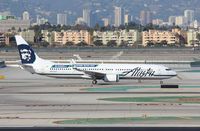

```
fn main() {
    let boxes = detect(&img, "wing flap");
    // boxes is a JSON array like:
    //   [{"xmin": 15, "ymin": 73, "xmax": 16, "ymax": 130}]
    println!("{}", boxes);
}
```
[{"xmin": 74, "ymin": 68, "xmax": 105, "ymax": 79}]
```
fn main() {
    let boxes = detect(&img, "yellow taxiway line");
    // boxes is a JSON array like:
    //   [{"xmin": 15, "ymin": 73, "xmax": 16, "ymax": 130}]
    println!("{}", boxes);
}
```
[{"xmin": 0, "ymin": 75, "xmax": 5, "ymax": 79}]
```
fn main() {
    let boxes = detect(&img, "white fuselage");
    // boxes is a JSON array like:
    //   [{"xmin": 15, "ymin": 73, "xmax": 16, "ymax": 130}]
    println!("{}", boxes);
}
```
[
  {"xmin": 15, "ymin": 35, "xmax": 177, "ymax": 84},
  {"xmin": 32, "ymin": 63, "xmax": 177, "ymax": 80}
]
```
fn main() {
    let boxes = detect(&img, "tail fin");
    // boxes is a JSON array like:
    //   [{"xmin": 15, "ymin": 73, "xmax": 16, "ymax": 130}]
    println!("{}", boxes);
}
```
[
  {"xmin": 15, "ymin": 35, "xmax": 39, "ymax": 65},
  {"xmin": 15, "ymin": 36, "xmax": 53, "ymax": 74}
]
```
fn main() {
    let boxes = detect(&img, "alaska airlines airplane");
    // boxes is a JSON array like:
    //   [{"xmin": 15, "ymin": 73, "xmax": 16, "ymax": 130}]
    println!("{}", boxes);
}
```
[{"xmin": 15, "ymin": 35, "xmax": 177, "ymax": 84}]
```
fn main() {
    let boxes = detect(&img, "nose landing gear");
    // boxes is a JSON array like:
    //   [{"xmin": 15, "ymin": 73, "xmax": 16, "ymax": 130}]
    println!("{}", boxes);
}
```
[{"xmin": 92, "ymin": 79, "xmax": 97, "ymax": 85}]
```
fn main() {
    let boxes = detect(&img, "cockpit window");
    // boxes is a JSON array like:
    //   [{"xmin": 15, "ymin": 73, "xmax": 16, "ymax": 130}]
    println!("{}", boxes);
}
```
[{"xmin": 166, "ymin": 68, "xmax": 172, "ymax": 71}]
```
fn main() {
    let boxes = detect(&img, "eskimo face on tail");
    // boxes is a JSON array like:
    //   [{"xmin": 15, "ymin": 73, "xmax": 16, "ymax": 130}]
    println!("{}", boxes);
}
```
[
  {"xmin": 18, "ymin": 44, "xmax": 36, "ymax": 64},
  {"xmin": 20, "ymin": 49, "xmax": 32, "ymax": 61}
]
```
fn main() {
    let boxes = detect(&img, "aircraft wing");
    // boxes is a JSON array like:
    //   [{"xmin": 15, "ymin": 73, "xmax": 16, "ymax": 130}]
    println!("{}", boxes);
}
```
[{"xmin": 74, "ymin": 68, "xmax": 105, "ymax": 79}]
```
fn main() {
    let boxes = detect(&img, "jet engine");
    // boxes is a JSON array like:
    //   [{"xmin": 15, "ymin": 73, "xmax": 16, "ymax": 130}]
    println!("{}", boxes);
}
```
[{"xmin": 103, "ymin": 74, "xmax": 119, "ymax": 82}]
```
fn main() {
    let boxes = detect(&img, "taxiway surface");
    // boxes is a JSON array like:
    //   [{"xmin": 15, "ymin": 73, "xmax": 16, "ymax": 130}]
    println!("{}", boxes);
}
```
[{"xmin": 0, "ymin": 67, "xmax": 200, "ymax": 127}]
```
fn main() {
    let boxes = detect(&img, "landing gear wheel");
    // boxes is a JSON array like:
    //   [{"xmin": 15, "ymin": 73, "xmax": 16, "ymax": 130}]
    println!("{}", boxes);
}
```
[
  {"xmin": 160, "ymin": 81, "xmax": 164, "ymax": 85},
  {"xmin": 92, "ymin": 80, "xmax": 97, "ymax": 85}
]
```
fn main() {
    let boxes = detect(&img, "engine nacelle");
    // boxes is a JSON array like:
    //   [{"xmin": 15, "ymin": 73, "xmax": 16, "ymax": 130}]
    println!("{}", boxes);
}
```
[{"xmin": 103, "ymin": 74, "xmax": 119, "ymax": 82}]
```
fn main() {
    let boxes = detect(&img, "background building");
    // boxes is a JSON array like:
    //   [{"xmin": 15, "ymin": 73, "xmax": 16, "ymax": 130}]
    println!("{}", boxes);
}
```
[
  {"xmin": 168, "ymin": 16, "xmax": 176, "ymax": 26},
  {"xmin": 140, "ymin": 10, "xmax": 152, "ymax": 25},
  {"xmin": 22, "ymin": 11, "xmax": 30, "ymax": 21},
  {"xmin": 0, "ymin": 33, "xmax": 10, "ymax": 45},
  {"xmin": 124, "ymin": 14, "xmax": 131, "ymax": 25},
  {"xmin": 184, "ymin": 10, "xmax": 195, "ymax": 25},
  {"xmin": 0, "ymin": 12, "xmax": 31, "ymax": 33},
  {"xmin": 102, "ymin": 18, "xmax": 110, "ymax": 26},
  {"xmin": 93, "ymin": 30, "xmax": 139, "ymax": 46},
  {"xmin": 51, "ymin": 30, "xmax": 91, "ymax": 45},
  {"xmin": 75, "ymin": 17, "xmax": 85, "ymax": 25},
  {"xmin": 57, "ymin": 13, "xmax": 67, "ymax": 25},
  {"xmin": 152, "ymin": 19, "xmax": 164, "ymax": 26},
  {"xmin": 36, "ymin": 15, "xmax": 48, "ymax": 25},
  {"xmin": 83, "ymin": 8, "xmax": 91, "ymax": 27},
  {"xmin": 175, "ymin": 16, "xmax": 187, "ymax": 26},
  {"xmin": 0, "ymin": 18, "xmax": 30, "ymax": 32},
  {"xmin": 114, "ymin": 6, "xmax": 124, "ymax": 27},
  {"xmin": 18, "ymin": 30, "xmax": 35, "ymax": 42},
  {"xmin": 187, "ymin": 29, "xmax": 200, "ymax": 47},
  {"xmin": 142, "ymin": 30, "xmax": 179, "ymax": 46}
]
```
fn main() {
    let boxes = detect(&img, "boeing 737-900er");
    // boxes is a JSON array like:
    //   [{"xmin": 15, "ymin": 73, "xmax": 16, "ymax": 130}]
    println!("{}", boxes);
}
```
[{"xmin": 15, "ymin": 35, "xmax": 177, "ymax": 84}]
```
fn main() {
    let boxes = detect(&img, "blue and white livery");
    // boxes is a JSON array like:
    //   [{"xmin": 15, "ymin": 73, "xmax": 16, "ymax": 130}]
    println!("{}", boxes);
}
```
[{"xmin": 15, "ymin": 35, "xmax": 177, "ymax": 84}]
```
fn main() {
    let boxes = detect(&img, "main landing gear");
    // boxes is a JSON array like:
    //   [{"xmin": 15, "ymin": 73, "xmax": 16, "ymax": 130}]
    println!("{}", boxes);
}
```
[
  {"xmin": 92, "ymin": 79, "xmax": 97, "ymax": 85},
  {"xmin": 160, "ymin": 80, "xmax": 164, "ymax": 84}
]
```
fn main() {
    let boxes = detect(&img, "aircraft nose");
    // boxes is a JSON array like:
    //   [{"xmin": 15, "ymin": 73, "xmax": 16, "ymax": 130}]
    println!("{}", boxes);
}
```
[{"xmin": 172, "ymin": 71, "xmax": 177, "ymax": 76}]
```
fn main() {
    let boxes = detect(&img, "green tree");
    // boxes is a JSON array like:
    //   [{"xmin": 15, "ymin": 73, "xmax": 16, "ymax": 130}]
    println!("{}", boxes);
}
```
[
  {"xmin": 125, "ymin": 22, "xmax": 143, "ymax": 31},
  {"xmin": 119, "ymin": 41, "xmax": 129, "ymax": 47},
  {"xmin": 146, "ymin": 41, "xmax": 154, "ymax": 47},
  {"xmin": 154, "ymin": 43, "xmax": 163, "ymax": 47},
  {"xmin": 190, "ymin": 40, "xmax": 196, "ymax": 48},
  {"xmin": 65, "ymin": 41, "xmax": 75, "ymax": 46},
  {"xmin": 160, "ymin": 40, "xmax": 168, "ymax": 47},
  {"xmin": 143, "ymin": 23, "xmax": 155, "ymax": 31},
  {"xmin": 32, "ymin": 25, "xmax": 43, "ymax": 43},
  {"xmin": 196, "ymin": 33, "xmax": 200, "ymax": 49},
  {"xmin": 0, "ymin": 42, "xmax": 6, "ymax": 47},
  {"xmin": 39, "ymin": 41, "xmax": 49, "ymax": 47},
  {"xmin": 18, "ymin": 27, "xmax": 22, "ymax": 32},
  {"xmin": 34, "ymin": 33, "xmax": 43, "ymax": 43},
  {"xmin": 197, "ymin": 33, "xmax": 200, "ymax": 42},
  {"xmin": 107, "ymin": 40, "xmax": 117, "ymax": 47},
  {"xmin": 118, "ymin": 25, "xmax": 125, "ymax": 30},
  {"xmin": 77, "ymin": 41, "xmax": 88, "ymax": 46},
  {"xmin": 11, "ymin": 27, "xmax": 16, "ymax": 31},
  {"xmin": 93, "ymin": 40, "xmax": 103, "ymax": 46},
  {"xmin": 27, "ymin": 41, "xmax": 35, "ymax": 47},
  {"xmin": 94, "ymin": 23, "xmax": 100, "ymax": 31},
  {"xmin": 169, "ymin": 43, "xmax": 178, "ymax": 47}
]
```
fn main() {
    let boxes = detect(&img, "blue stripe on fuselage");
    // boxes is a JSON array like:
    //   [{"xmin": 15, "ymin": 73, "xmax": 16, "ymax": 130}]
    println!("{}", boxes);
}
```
[{"xmin": 51, "ymin": 64, "xmax": 98, "ymax": 68}]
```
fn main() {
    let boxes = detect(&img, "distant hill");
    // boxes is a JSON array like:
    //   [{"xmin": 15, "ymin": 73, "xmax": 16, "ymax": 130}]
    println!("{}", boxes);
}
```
[{"xmin": 0, "ymin": 0, "xmax": 200, "ymax": 24}]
